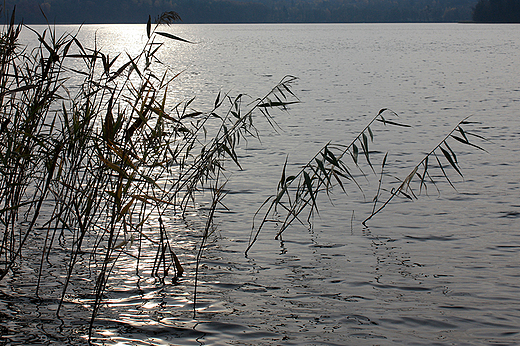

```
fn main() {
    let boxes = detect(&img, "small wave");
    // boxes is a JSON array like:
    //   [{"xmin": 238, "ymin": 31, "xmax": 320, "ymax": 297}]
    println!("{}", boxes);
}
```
[{"xmin": 404, "ymin": 234, "xmax": 457, "ymax": 242}]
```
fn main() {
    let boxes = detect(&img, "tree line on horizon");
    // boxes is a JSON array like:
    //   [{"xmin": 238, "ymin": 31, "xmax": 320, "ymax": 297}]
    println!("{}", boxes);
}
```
[
  {"xmin": 2, "ymin": 0, "xmax": 483, "ymax": 24},
  {"xmin": 472, "ymin": 0, "xmax": 520, "ymax": 22},
  {"xmin": 1, "ymin": 0, "xmax": 519, "ymax": 25}
]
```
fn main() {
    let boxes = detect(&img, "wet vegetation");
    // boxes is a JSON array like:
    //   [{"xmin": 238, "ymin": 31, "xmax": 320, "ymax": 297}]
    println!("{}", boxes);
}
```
[{"xmin": 0, "ymin": 8, "xmax": 488, "ymax": 344}]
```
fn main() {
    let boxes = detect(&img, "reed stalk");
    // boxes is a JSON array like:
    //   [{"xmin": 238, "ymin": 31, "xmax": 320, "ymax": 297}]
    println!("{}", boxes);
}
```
[{"xmin": 248, "ymin": 111, "xmax": 487, "ymax": 255}]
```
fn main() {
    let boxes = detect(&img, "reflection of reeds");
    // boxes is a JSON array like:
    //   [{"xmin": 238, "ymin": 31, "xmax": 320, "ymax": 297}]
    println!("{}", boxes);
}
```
[{"xmin": 0, "ymin": 10, "xmax": 299, "ymax": 339}]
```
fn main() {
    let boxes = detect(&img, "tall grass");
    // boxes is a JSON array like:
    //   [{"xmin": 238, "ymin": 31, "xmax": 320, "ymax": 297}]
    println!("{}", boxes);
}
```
[{"xmin": 0, "ymin": 9, "xmax": 298, "ymax": 339}]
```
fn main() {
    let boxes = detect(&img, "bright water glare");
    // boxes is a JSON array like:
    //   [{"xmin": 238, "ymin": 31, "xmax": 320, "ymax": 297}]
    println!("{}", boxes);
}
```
[{"xmin": 4, "ymin": 23, "xmax": 520, "ymax": 345}]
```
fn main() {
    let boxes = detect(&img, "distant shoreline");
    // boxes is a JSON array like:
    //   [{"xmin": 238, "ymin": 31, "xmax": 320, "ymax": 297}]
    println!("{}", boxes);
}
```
[
  {"xmin": 2, "ymin": 0, "xmax": 480, "ymax": 25},
  {"xmin": 5, "ymin": 0, "xmax": 519, "ymax": 25},
  {"xmin": 15, "ymin": 21, "xmax": 520, "ymax": 26}
]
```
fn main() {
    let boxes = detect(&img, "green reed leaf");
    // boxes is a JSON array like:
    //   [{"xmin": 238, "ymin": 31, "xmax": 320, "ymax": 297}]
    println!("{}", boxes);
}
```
[
  {"xmin": 465, "ymin": 131, "xmax": 487, "ymax": 142},
  {"xmin": 375, "ymin": 118, "xmax": 411, "ymax": 127},
  {"xmin": 324, "ymin": 147, "xmax": 340, "ymax": 167},
  {"xmin": 181, "ymin": 111, "xmax": 203, "ymax": 119},
  {"xmin": 371, "ymin": 152, "xmax": 388, "ymax": 210},
  {"xmin": 258, "ymin": 101, "xmax": 299, "ymax": 108},
  {"xmin": 331, "ymin": 169, "xmax": 347, "ymax": 193},
  {"xmin": 126, "ymin": 53, "xmax": 142, "ymax": 78},
  {"xmin": 310, "ymin": 162, "xmax": 331, "ymax": 191},
  {"xmin": 109, "ymin": 60, "xmax": 132, "ymax": 82},
  {"xmin": 450, "ymin": 134, "xmax": 486, "ymax": 152},
  {"xmin": 419, "ymin": 156, "xmax": 428, "ymax": 192},
  {"xmin": 377, "ymin": 108, "xmax": 388, "ymax": 116},
  {"xmin": 352, "ymin": 143, "xmax": 359, "ymax": 164},
  {"xmin": 361, "ymin": 133, "xmax": 373, "ymax": 170},
  {"xmin": 434, "ymin": 152, "xmax": 456, "ymax": 189},
  {"xmin": 274, "ymin": 185, "xmax": 288, "ymax": 204},
  {"xmin": 458, "ymin": 126, "xmax": 469, "ymax": 142},
  {"xmin": 450, "ymin": 134, "xmax": 468, "ymax": 145},
  {"xmin": 214, "ymin": 91, "xmax": 221, "ymax": 109},
  {"xmin": 315, "ymin": 158, "xmax": 329, "ymax": 184},
  {"xmin": 277, "ymin": 158, "xmax": 288, "ymax": 191},
  {"xmin": 303, "ymin": 171, "xmax": 318, "ymax": 214},
  {"xmin": 221, "ymin": 144, "xmax": 242, "ymax": 169},
  {"xmin": 362, "ymin": 132, "xmax": 368, "ymax": 151},
  {"xmin": 444, "ymin": 141, "xmax": 458, "ymax": 163},
  {"xmin": 0, "ymin": 84, "xmax": 36, "ymax": 97}
]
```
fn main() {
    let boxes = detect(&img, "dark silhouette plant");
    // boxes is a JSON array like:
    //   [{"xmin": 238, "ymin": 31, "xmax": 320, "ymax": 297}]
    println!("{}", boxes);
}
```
[
  {"xmin": 0, "ymin": 9, "xmax": 299, "ymax": 340},
  {"xmin": 247, "ymin": 112, "xmax": 487, "ymax": 255}
]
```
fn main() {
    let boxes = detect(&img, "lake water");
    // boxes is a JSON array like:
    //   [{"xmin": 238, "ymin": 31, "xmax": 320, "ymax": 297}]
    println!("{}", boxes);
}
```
[{"xmin": 3, "ymin": 23, "xmax": 520, "ymax": 345}]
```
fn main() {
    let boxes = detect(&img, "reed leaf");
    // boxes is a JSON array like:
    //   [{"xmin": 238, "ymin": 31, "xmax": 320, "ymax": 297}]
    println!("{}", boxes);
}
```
[
  {"xmin": 440, "ymin": 145, "xmax": 462, "ymax": 176},
  {"xmin": 156, "ymin": 31, "xmax": 193, "ymax": 44},
  {"xmin": 147, "ymin": 15, "xmax": 152, "ymax": 39},
  {"xmin": 352, "ymin": 143, "xmax": 359, "ymax": 163}
]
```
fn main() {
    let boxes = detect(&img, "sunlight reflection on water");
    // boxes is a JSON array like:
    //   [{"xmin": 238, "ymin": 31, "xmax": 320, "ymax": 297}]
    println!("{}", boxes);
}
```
[{"xmin": 4, "ymin": 23, "xmax": 520, "ymax": 345}]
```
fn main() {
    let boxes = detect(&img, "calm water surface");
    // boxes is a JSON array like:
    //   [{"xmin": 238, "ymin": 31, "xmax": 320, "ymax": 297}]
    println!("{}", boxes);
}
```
[{"xmin": 3, "ymin": 23, "xmax": 520, "ymax": 345}]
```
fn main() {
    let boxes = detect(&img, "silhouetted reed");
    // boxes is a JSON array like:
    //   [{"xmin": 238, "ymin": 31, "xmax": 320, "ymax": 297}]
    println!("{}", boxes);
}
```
[
  {"xmin": 248, "ymin": 111, "xmax": 487, "ymax": 255},
  {"xmin": 0, "ymin": 9, "xmax": 299, "ymax": 340}
]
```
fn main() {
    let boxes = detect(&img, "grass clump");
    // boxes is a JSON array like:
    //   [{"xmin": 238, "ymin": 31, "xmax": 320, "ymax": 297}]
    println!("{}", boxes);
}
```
[{"xmin": 0, "ymin": 9, "xmax": 298, "ymax": 338}]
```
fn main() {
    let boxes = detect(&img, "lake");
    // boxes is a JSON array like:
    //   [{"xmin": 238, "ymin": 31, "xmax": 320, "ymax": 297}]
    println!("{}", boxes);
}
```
[{"xmin": 3, "ymin": 23, "xmax": 520, "ymax": 345}]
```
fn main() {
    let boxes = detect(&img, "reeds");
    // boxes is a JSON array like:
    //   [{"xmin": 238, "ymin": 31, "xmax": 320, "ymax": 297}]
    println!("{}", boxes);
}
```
[
  {"xmin": 248, "ymin": 110, "xmax": 487, "ymax": 255},
  {"xmin": 1, "ymin": 8, "xmax": 487, "ymax": 342},
  {"xmin": 0, "ymin": 9, "xmax": 298, "ymax": 339}
]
